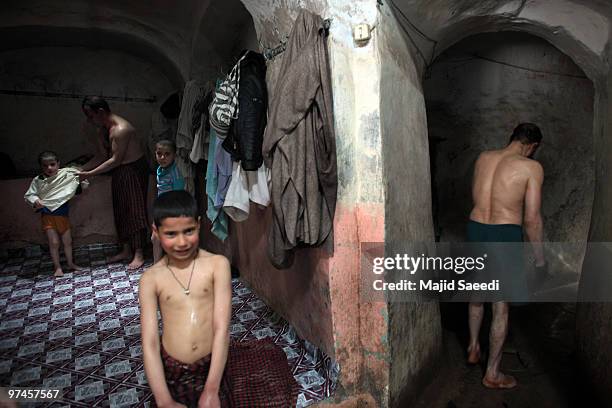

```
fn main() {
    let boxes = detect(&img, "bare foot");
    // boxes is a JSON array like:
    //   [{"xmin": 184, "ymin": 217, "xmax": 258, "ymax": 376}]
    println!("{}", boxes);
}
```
[
  {"xmin": 127, "ymin": 254, "xmax": 145, "ymax": 270},
  {"xmin": 53, "ymin": 267, "xmax": 64, "ymax": 277},
  {"xmin": 67, "ymin": 264, "xmax": 84, "ymax": 272},
  {"xmin": 107, "ymin": 250, "xmax": 132, "ymax": 264},
  {"xmin": 482, "ymin": 373, "xmax": 517, "ymax": 389},
  {"xmin": 467, "ymin": 345, "xmax": 481, "ymax": 365}
]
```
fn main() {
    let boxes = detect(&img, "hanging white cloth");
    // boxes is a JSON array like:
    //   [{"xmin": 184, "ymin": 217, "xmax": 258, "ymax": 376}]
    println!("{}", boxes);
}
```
[
  {"xmin": 223, "ymin": 161, "xmax": 270, "ymax": 222},
  {"xmin": 24, "ymin": 167, "xmax": 89, "ymax": 211}
]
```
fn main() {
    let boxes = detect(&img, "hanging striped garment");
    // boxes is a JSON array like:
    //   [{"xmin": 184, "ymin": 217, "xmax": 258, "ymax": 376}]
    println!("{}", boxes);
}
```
[{"xmin": 209, "ymin": 51, "xmax": 250, "ymax": 138}]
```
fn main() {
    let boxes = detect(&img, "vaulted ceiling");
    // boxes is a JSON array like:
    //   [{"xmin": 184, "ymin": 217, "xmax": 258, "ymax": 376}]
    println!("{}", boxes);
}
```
[{"xmin": 0, "ymin": 0, "xmax": 257, "ymax": 85}]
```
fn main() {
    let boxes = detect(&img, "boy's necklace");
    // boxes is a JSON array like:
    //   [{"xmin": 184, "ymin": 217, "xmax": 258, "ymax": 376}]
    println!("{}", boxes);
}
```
[{"xmin": 166, "ymin": 253, "xmax": 197, "ymax": 295}]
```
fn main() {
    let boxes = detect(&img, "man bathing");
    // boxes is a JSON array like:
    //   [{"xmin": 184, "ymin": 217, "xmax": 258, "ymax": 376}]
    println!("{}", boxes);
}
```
[
  {"xmin": 79, "ymin": 96, "xmax": 150, "ymax": 269},
  {"xmin": 467, "ymin": 123, "xmax": 546, "ymax": 389}
]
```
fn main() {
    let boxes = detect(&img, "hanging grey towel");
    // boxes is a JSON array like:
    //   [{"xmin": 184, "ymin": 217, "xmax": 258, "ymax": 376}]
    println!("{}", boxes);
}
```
[{"xmin": 262, "ymin": 9, "xmax": 337, "ymax": 269}]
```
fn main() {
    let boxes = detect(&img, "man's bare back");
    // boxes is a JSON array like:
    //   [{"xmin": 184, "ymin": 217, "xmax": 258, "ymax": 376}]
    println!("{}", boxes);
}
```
[
  {"xmin": 466, "ymin": 123, "xmax": 544, "ymax": 390},
  {"xmin": 470, "ymin": 148, "xmax": 543, "ymax": 226},
  {"xmin": 142, "ymin": 249, "xmax": 226, "ymax": 364},
  {"xmin": 105, "ymin": 114, "xmax": 143, "ymax": 166}
]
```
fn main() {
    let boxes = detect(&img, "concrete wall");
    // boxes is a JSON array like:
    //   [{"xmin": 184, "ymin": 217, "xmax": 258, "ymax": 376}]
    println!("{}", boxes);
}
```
[
  {"xmin": 575, "ymin": 73, "xmax": 612, "ymax": 405},
  {"xmin": 0, "ymin": 176, "xmax": 117, "ymax": 248},
  {"xmin": 378, "ymin": 4, "xmax": 442, "ymax": 407},
  {"xmin": 325, "ymin": 1, "xmax": 390, "ymax": 402},
  {"xmin": 0, "ymin": 46, "xmax": 174, "ymax": 176},
  {"xmin": 425, "ymin": 32, "xmax": 594, "ymax": 256}
]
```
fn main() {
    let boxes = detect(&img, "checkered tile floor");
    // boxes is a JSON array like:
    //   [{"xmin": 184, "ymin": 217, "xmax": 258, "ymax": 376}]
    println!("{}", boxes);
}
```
[{"xmin": 0, "ymin": 244, "xmax": 339, "ymax": 407}]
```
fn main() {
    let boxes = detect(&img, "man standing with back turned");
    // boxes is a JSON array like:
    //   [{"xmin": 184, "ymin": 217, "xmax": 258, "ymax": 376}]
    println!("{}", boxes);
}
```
[
  {"xmin": 78, "ymin": 96, "xmax": 150, "ymax": 270},
  {"xmin": 466, "ymin": 123, "xmax": 546, "ymax": 389}
]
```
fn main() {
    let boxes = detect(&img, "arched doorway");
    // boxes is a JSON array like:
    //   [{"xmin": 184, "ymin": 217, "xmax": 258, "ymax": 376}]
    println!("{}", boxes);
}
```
[{"xmin": 421, "ymin": 31, "xmax": 594, "ymax": 407}]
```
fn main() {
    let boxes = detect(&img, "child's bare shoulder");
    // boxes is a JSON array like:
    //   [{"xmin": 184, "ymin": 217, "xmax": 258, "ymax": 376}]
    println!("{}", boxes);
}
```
[
  {"xmin": 197, "ymin": 249, "xmax": 228, "ymax": 264},
  {"xmin": 197, "ymin": 250, "xmax": 230, "ymax": 273},
  {"xmin": 139, "ymin": 260, "xmax": 165, "ymax": 287}
]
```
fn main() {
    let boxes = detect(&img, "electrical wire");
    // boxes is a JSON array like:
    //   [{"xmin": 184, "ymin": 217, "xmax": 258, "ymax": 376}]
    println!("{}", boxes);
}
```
[
  {"xmin": 383, "ymin": 0, "xmax": 439, "ymax": 66},
  {"xmin": 432, "ymin": 52, "xmax": 588, "ymax": 79}
]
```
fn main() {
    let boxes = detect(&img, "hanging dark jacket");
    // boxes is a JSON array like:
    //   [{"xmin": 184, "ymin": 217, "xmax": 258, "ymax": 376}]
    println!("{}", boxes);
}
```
[{"xmin": 222, "ymin": 51, "xmax": 268, "ymax": 170}]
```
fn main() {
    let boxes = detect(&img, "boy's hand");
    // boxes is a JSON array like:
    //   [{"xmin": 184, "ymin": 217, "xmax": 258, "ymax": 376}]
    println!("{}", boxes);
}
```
[
  {"xmin": 76, "ymin": 170, "xmax": 91, "ymax": 181},
  {"xmin": 34, "ymin": 199, "xmax": 44, "ymax": 209},
  {"xmin": 198, "ymin": 390, "xmax": 221, "ymax": 408}
]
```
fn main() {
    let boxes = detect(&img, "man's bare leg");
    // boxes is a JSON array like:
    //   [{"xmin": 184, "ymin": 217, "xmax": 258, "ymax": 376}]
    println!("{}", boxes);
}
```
[
  {"xmin": 468, "ymin": 302, "xmax": 483, "ymax": 364},
  {"xmin": 108, "ymin": 243, "xmax": 132, "ymax": 263},
  {"xmin": 61, "ymin": 230, "xmax": 83, "ymax": 271},
  {"xmin": 46, "ymin": 229, "xmax": 63, "ymax": 277},
  {"xmin": 127, "ymin": 230, "xmax": 146, "ymax": 269},
  {"xmin": 482, "ymin": 301, "xmax": 516, "ymax": 388},
  {"xmin": 128, "ymin": 248, "xmax": 145, "ymax": 270}
]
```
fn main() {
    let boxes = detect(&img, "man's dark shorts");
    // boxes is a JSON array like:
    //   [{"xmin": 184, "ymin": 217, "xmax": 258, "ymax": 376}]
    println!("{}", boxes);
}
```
[{"xmin": 466, "ymin": 220, "xmax": 527, "ymax": 302}]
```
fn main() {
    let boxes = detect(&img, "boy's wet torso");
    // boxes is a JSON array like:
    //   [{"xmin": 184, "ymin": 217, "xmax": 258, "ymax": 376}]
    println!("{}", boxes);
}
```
[{"xmin": 150, "ymin": 249, "xmax": 218, "ymax": 364}]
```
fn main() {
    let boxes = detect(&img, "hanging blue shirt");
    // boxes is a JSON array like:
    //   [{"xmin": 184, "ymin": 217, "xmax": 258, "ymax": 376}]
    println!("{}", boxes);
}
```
[{"xmin": 156, "ymin": 161, "xmax": 185, "ymax": 196}]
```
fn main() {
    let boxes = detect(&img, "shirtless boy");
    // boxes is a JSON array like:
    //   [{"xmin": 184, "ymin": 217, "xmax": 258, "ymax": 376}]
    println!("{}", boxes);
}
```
[
  {"xmin": 139, "ymin": 191, "xmax": 232, "ymax": 407},
  {"xmin": 466, "ymin": 123, "xmax": 546, "ymax": 389},
  {"xmin": 78, "ymin": 96, "xmax": 149, "ymax": 269}
]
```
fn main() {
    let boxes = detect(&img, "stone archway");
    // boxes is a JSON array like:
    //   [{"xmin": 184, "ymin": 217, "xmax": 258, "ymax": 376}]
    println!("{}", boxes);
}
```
[{"xmin": 378, "ymin": 0, "xmax": 611, "ymax": 405}]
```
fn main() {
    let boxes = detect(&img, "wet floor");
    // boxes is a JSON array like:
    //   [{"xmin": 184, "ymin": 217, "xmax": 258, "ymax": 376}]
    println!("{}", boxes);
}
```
[{"xmin": 413, "ymin": 303, "xmax": 599, "ymax": 408}]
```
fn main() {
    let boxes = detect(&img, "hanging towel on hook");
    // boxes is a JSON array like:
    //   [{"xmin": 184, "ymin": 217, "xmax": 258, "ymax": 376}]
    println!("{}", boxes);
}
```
[{"xmin": 262, "ymin": 9, "xmax": 337, "ymax": 269}]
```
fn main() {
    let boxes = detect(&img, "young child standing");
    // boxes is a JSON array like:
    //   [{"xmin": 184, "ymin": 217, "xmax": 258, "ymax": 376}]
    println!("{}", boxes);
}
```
[
  {"xmin": 153, "ymin": 140, "xmax": 185, "ymax": 262},
  {"xmin": 24, "ymin": 151, "xmax": 84, "ymax": 276},
  {"xmin": 140, "ymin": 191, "xmax": 232, "ymax": 407}
]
